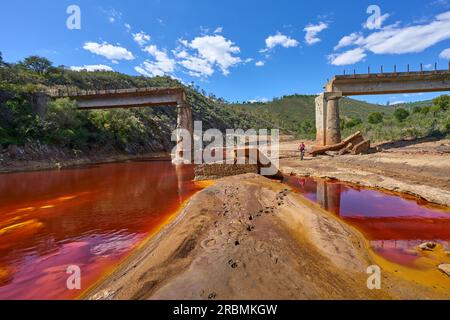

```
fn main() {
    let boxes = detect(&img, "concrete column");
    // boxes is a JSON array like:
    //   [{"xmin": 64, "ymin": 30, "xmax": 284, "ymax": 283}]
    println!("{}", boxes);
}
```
[
  {"xmin": 315, "ymin": 94, "xmax": 327, "ymax": 147},
  {"xmin": 325, "ymin": 96, "xmax": 341, "ymax": 145},
  {"xmin": 30, "ymin": 93, "xmax": 50, "ymax": 117},
  {"xmin": 175, "ymin": 103, "xmax": 194, "ymax": 163}
]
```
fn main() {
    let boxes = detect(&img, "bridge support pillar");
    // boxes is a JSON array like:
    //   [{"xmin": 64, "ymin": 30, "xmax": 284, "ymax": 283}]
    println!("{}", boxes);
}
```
[
  {"xmin": 174, "ymin": 103, "xmax": 194, "ymax": 164},
  {"xmin": 315, "ymin": 94, "xmax": 327, "ymax": 147},
  {"xmin": 315, "ymin": 93, "xmax": 342, "ymax": 147},
  {"xmin": 325, "ymin": 96, "xmax": 341, "ymax": 146}
]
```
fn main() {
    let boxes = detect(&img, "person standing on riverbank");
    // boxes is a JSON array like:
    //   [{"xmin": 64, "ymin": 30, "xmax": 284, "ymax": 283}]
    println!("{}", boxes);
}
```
[{"xmin": 299, "ymin": 142, "xmax": 306, "ymax": 161}]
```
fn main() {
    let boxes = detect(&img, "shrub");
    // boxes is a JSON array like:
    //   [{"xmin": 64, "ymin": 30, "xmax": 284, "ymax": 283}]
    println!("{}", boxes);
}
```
[
  {"xmin": 420, "ymin": 106, "xmax": 430, "ymax": 115},
  {"xmin": 297, "ymin": 119, "xmax": 316, "ymax": 137},
  {"xmin": 345, "ymin": 117, "xmax": 362, "ymax": 129},
  {"xmin": 394, "ymin": 108, "xmax": 410, "ymax": 122},
  {"xmin": 433, "ymin": 94, "xmax": 449, "ymax": 111},
  {"xmin": 368, "ymin": 112, "xmax": 383, "ymax": 124},
  {"xmin": 412, "ymin": 106, "xmax": 422, "ymax": 114},
  {"xmin": 430, "ymin": 105, "xmax": 441, "ymax": 116}
]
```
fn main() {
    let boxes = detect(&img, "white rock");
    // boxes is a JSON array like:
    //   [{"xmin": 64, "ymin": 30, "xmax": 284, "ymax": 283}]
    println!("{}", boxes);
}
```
[{"xmin": 438, "ymin": 264, "xmax": 450, "ymax": 277}]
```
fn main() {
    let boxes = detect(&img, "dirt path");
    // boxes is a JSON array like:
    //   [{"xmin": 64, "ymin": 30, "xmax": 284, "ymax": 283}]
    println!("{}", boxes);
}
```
[
  {"xmin": 280, "ymin": 139, "xmax": 450, "ymax": 206},
  {"xmin": 84, "ymin": 174, "xmax": 450, "ymax": 300}
]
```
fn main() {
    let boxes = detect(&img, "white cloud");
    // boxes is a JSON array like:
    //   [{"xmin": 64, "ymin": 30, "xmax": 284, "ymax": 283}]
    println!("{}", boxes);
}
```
[
  {"xmin": 328, "ymin": 48, "xmax": 367, "ymax": 66},
  {"xmin": 391, "ymin": 100, "xmax": 406, "ymax": 105},
  {"xmin": 104, "ymin": 8, "xmax": 122, "ymax": 24},
  {"xmin": 178, "ymin": 55, "xmax": 214, "ymax": 77},
  {"xmin": 70, "ymin": 65, "xmax": 114, "ymax": 72},
  {"xmin": 214, "ymin": 27, "xmax": 223, "ymax": 34},
  {"xmin": 262, "ymin": 32, "xmax": 299, "ymax": 51},
  {"xmin": 304, "ymin": 22, "xmax": 328, "ymax": 45},
  {"xmin": 249, "ymin": 97, "xmax": 269, "ymax": 103},
  {"xmin": 83, "ymin": 42, "xmax": 135, "ymax": 62},
  {"xmin": 124, "ymin": 23, "xmax": 131, "ymax": 32},
  {"xmin": 255, "ymin": 61, "xmax": 265, "ymax": 67},
  {"xmin": 330, "ymin": 11, "xmax": 450, "ymax": 66},
  {"xmin": 175, "ymin": 35, "xmax": 241, "ymax": 77},
  {"xmin": 440, "ymin": 48, "xmax": 450, "ymax": 59},
  {"xmin": 133, "ymin": 31, "xmax": 151, "ymax": 47},
  {"xmin": 135, "ymin": 45, "xmax": 176, "ymax": 77},
  {"xmin": 190, "ymin": 35, "xmax": 241, "ymax": 75},
  {"xmin": 334, "ymin": 32, "xmax": 363, "ymax": 50}
]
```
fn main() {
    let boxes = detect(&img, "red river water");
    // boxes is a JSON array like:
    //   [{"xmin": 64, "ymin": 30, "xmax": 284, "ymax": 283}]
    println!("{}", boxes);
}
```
[
  {"xmin": 285, "ymin": 176, "xmax": 450, "ymax": 268},
  {"xmin": 0, "ymin": 161, "xmax": 449, "ymax": 299},
  {"xmin": 0, "ymin": 160, "xmax": 200, "ymax": 300}
]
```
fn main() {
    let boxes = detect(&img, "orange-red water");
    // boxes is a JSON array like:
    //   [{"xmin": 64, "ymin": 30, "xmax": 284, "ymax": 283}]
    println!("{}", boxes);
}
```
[
  {"xmin": 0, "ymin": 160, "xmax": 201, "ymax": 300},
  {"xmin": 285, "ymin": 176, "xmax": 450, "ymax": 268},
  {"xmin": 2, "ymin": 162, "xmax": 450, "ymax": 300}
]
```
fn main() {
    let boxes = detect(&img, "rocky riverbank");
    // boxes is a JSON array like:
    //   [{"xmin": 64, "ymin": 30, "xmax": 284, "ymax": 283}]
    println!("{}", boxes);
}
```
[
  {"xmin": 0, "ymin": 141, "xmax": 170, "ymax": 173},
  {"xmin": 83, "ymin": 174, "xmax": 450, "ymax": 300}
]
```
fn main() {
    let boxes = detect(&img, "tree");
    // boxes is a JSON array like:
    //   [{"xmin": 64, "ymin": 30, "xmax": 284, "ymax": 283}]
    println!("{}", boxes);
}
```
[
  {"xmin": 433, "ymin": 94, "xmax": 449, "ymax": 111},
  {"xmin": 20, "ymin": 56, "xmax": 53, "ymax": 74},
  {"xmin": 345, "ymin": 117, "xmax": 362, "ymax": 129},
  {"xmin": 394, "ymin": 108, "xmax": 410, "ymax": 122},
  {"xmin": 368, "ymin": 112, "xmax": 383, "ymax": 124},
  {"xmin": 0, "ymin": 51, "xmax": 6, "ymax": 68}
]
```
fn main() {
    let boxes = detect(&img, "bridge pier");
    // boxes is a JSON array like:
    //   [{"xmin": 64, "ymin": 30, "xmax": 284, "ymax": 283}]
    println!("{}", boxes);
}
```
[
  {"xmin": 174, "ymin": 103, "xmax": 194, "ymax": 164},
  {"xmin": 315, "ymin": 93, "xmax": 341, "ymax": 147},
  {"xmin": 325, "ymin": 96, "xmax": 341, "ymax": 146}
]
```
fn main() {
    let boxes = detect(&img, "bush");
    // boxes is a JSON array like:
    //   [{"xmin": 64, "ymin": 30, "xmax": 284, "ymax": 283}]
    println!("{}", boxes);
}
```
[
  {"xmin": 430, "ymin": 105, "xmax": 441, "ymax": 116},
  {"xmin": 394, "ymin": 108, "xmax": 410, "ymax": 122},
  {"xmin": 297, "ymin": 119, "xmax": 316, "ymax": 137},
  {"xmin": 368, "ymin": 112, "xmax": 383, "ymax": 124},
  {"xmin": 345, "ymin": 117, "xmax": 362, "ymax": 129},
  {"xmin": 412, "ymin": 106, "xmax": 422, "ymax": 114},
  {"xmin": 433, "ymin": 95, "xmax": 449, "ymax": 111},
  {"xmin": 420, "ymin": 106, "xmax": 430, "ymax": 115},
  {"xmin": 46, "ymin": 98, "xmax": 81, "ymax": 128}
]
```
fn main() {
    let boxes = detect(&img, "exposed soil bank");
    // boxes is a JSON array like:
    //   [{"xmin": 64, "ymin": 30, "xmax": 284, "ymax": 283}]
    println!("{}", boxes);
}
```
[
  {"xmin": 280, "ymin": 139, "xmax": 450, "ymax": 207},
  {"xmin": 0, "ymin": 142, "xmax": 170, "ymax": 173},
  {"xmin": 84, "ymin": 174, "xmax": 450, "ymax": 300}
]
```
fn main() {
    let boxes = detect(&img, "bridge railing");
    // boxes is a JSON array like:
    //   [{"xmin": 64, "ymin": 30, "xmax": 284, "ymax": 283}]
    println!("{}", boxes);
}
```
[{"xmin": 46, "ymin": 87, "xmax": 184, "ymax": 98}]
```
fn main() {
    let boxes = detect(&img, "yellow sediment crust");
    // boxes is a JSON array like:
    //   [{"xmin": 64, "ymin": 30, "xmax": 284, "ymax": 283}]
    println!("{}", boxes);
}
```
[{"xmin": 0, "ymin": 219, "xmax": 44, "ymax": 236}]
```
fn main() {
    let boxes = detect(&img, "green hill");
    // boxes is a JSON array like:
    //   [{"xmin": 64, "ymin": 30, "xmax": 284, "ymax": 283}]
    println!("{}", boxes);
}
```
[
  {"xmin": 227, "ymin": 94, "xmax": 394, "ymax": 134},
  {"xmin": 0, "ymin": 55, "xmax": 271, "ymax": 154},
  {"xmin": 0, "ymin": 54, "xmax": 448, "ymax": 156}
]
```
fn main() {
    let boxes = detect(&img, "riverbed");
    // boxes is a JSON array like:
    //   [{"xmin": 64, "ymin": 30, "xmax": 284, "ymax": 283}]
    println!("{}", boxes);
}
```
[{"xmin": 1, "ymin": 161, "xmax": 449, "ymax": 300}]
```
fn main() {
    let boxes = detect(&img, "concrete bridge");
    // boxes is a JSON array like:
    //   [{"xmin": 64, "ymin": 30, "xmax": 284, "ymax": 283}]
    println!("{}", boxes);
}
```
[
  {"xmin": 316, "ymin": 69, "xmax": 450, "ymax": 147},
  {"xmin": 47, "ymin": 87, "xmax": 193, "ymax": 161}
]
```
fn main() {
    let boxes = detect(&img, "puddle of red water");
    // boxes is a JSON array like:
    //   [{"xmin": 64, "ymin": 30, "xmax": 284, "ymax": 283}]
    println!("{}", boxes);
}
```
[
  {"xmin": 0, "ymin": 161, "xmax": 201, "ymax": 300},
  {"xmin": 284, "ymin": 176, "xmax": 450, "ymax": 268}
]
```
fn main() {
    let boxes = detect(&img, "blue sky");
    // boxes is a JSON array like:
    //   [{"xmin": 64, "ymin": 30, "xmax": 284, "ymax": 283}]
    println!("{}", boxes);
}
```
[{"xmin": 1, "ymin": 0, "xmax": 450, "ymax": 105}]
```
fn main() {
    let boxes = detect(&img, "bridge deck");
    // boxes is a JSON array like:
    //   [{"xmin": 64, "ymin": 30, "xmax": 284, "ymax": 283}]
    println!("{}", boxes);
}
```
[
  {"xmin": 47, "ymin": 87, "xmax": 186, "ymax": 110},
  {"xmin": 326, "ymin": 70, "xmax": 450, "ymax": 96}
]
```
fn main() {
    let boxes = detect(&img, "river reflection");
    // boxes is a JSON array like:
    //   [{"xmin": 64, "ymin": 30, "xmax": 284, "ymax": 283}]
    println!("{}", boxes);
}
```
[
  {"xmin": 0, "ymin": 161, "xmax": 200, "ymax": 300},
  {"xmin": 285, "ymin": 176, "xmax": 450, "ymax": 267}
]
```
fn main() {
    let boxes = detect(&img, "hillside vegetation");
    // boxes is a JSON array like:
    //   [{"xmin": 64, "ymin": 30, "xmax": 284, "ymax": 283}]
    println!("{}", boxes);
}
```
[
  {"xmin": 0, "ymin": 55, "xmax": 270, "ymax": 155},
  {"xmin": 230, "ymin": 94, "xmax": 450, "ymax": 141},
  {"xmin": 228, "ymin": 95, "xmax": 394, "ymax": 136},
  {"xmin": 0, "ymin": 54, "xmax": 448, "ymax": 159}
]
